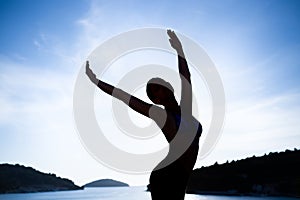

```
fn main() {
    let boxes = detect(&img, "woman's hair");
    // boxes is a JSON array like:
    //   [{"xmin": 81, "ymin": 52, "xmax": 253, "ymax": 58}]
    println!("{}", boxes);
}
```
[{"xmin": 146, "ymin": 77, "xmax": 174, "ymax": 102}]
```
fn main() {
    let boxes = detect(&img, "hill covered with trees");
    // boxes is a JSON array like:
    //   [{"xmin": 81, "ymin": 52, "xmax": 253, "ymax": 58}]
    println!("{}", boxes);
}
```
[
  {"xmin": 187, "ymin": 149, "xmax": 300, "ymax": 197},
  {"xmin": 0, "ymin": 164, "xmax": 82, "ymax": 194}
]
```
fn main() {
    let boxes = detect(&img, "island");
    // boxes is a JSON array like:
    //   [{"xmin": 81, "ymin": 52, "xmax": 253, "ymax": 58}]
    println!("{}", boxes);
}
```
[
  {"xmin": 0, "ymin": 164, "xmax": 82, "ymax": 194},
  {"xmin": 84, "ymin": 179, "xmax": 129, "ymax": 187}
]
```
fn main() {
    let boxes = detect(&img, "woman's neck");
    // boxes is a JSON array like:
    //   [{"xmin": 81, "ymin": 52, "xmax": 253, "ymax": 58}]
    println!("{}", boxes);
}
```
[{"xmin": 165, "ymin": 101, "xmax": 180, "ymax": 113}]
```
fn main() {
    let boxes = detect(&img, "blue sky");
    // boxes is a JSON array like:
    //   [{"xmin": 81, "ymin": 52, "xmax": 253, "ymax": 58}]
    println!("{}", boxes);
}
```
[{"xmin": 1, "ymin": 0, "xmax": 300, "ymax": 186}]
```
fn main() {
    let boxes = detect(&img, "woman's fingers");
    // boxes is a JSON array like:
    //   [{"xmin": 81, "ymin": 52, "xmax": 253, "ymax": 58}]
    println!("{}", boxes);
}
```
[
  {"xmin": 167, "ymin": 30, "xmax": 177, "ymax": 40},
  {"xmin": 85, "ymin": 61, "xmax": 94, "ymax": 79},
  {"xmin": 85, "ymin": 61, "xmax": 90, "ymax": 74},
  {"xmin": 167, "ymin": 30, "xmax": 182, "ymax": 50}
]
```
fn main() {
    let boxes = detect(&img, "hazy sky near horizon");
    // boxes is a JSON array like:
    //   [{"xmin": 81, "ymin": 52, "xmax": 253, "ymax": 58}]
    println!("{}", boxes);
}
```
[{"xmin": 1, "ymin": 0, "xmax": 300, "ymax": 186}]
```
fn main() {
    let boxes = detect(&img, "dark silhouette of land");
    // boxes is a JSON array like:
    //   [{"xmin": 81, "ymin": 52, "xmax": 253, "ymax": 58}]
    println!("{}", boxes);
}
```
[
  {"xmin": 187, "ymin": 149, "xmax": 300, "ymax": 197},
  {"xmin": 0, "ymin": 164, "xmax": 82, "ymax": 194},
  {"xmin": 84, "ymin": 179, "xmax": 129, "ymax": 187}
]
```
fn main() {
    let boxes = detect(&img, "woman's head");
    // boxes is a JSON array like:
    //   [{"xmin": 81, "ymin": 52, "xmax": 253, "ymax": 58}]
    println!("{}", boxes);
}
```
[{"xmin": 146, "ymin": 77, "xmax": 176, "ymax": 105}]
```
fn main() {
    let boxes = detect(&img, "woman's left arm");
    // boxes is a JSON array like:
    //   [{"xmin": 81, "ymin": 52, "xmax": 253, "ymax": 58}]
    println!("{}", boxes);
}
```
[{"xmin": 167, "ymin": 30, "xmax": 192, "ymax": 115}]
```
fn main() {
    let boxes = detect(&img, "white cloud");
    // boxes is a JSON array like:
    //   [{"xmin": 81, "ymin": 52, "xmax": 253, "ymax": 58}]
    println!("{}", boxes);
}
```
[{"xmin": 33, "ymin": 39, "xmax": 42, "ymax": 50}]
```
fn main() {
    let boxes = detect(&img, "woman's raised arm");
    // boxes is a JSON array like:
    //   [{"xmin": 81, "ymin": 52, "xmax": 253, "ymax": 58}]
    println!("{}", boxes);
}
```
[
  {"xmin": 85, "ymin": 61, "xmax": 164, "ymax": 119},
  {"xmin": 167, "ymin": 30, "xmax": 192, "ymax": 115}
]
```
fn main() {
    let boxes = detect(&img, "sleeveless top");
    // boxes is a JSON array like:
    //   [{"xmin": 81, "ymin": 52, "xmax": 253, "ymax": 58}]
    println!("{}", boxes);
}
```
[
  {"xmin": 172, "ymin": 113, "xmax": 202, "ymax": 145},
  {"xmin": 170, "ymin": 112, "xmax": 202, "ymax": 172}
]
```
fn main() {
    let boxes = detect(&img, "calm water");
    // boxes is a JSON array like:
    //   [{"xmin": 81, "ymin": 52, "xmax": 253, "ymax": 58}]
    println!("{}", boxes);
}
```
[{"xmin": 0, "ymin": 187, "xmax": 298, "ymax": 200}]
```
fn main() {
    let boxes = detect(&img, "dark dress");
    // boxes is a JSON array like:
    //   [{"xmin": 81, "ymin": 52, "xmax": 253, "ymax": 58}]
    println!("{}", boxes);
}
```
[{"xmin": 150, "ymin": 112, "xmax": 202, "ymax": 200}]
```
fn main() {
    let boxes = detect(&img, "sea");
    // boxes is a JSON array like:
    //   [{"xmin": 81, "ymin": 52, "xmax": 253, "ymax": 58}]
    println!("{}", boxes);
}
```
[{"xmin": 0, "ymin": 187, "xmax": 298, "ymax": 200}]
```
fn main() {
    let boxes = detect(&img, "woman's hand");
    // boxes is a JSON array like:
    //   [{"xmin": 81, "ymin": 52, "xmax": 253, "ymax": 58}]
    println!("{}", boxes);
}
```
[
  {"xmin": 167, "ymin": 29, "xmax": 183, "ymax": 52},
  {"xmin": 85, "ymin": 61, "xmax": 99, "ymax": 85}
]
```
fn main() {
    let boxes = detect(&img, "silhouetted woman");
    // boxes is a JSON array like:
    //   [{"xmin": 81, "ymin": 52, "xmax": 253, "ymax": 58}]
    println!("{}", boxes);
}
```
[{"xmin": 86, "ymin": 30, "xmax": 202, "ymax": 200}]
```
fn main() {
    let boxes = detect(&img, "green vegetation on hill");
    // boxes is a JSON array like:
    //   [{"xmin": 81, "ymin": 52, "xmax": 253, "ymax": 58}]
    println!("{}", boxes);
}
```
[
  {"xmin": 187, "ymin": 149, "xmax": 300, "ymax": 197},
  {"xmin": 0, "ymin": 164, "xmax": 82, "ymax": 194}
]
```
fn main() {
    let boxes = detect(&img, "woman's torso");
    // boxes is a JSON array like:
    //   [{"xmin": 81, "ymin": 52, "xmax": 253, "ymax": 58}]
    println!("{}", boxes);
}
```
[{"xmin": 159, "ymin": 109, "xmax": 202, "ymax": 172}]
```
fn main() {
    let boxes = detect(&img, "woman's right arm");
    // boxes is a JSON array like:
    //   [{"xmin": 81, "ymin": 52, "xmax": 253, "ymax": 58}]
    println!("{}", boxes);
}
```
[{"xmin": 86, "ymin": 61, "xmax": 165, "ymax": 120}]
